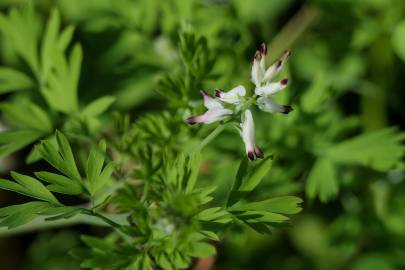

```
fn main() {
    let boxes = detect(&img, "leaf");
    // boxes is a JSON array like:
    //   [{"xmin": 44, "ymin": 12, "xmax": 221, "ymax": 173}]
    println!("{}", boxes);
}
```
[
  {"xmin": 0, "ymin": 130, "xmax": 43, "ymax": 157},
  {"xmin": 41, "ymin": 8, "xmax": 61, "ymax": 81},
  {"xmin": 231, "ymin": 196, "xmax": 303, "ymax": 214},
  {"xmin": 234, "ymin": 210, "xmax": 289, "ymax": 234},
  {"xmin": 237, "ymin": 211, "xmax": 289, "ymax": 224},
  {"xmin": 1, "ymin": 100, "xmax": 52, "ymax": 132},
  {"xmin": 35, "ymin": 171, "xmax": 83, "ymax": 195},
  {"xmin": 38, "ymin": 9, "xmax": 80, "ymax": 113},
  {"xmin": 301, "ymin": 71, "xmax": 330, "ymax": 113},
  {"xmin": 81, "ymin": 235, "xmax": 114, "ymax": 252},
  {"xmin": 187, "ymin": 242, "xmax": 216, "ymax": 258},
  {"xmin": 81, "ymin": 96, "xmax": 116, "ymax": 117},
  {"xmin": 0, "ymin": 172, "xmax": 60, "ymax": 205},
  {"xmin": 0, "ymin": 7, "xmax": 40, "ymax": 73},
  {"xmin": 194, "ymin": 185, "xmax": 216, "ymax": 205},
  {"xmin": 37, "ymin": 131, "xmax": 82, "ymax": 181},
  {"xmin": 57, "ymin": 25, "xmax": 75, "ymax": 51},
  {"xmin": 184, "ymin": 151, "xmax": 201, "ymax": 193},
  {"xmin": 326, "ymin": 128, "xmax": 405, "ymax": 171},
  {"xmin": 227, "ymin": 156, "xmax": 273, "ymax": 206},
  {"xmin": 0, "ymin": 201, "xmax": 52, "ymax": 228},
  {"xmin": 42, "ymin": 44, "xmax": 81, "ymax": 113},
  {"xmin": 156, "ymin": 253, "xmax": 173, "ymax": 270},
  {"xmin": 86, "ymin": 140, "xmax": 113, "ymax": 196},
  {"xmin": 200, "ymin": 230, "xmax": 220, "ymax": 241},
  {"xmin": 306, "ymin": 158, "xmax": 338, "ymax": 202},
  {"xmin": 198, "ymin": 207, "xmax": 232, "ymax": 224},
  {"xmin": 69, "ymin": 44, "xmax": 82, "ymax": 96},
  {"xmin": 0, "ymin": 67, "xmax": 34, "ymax": 94}
]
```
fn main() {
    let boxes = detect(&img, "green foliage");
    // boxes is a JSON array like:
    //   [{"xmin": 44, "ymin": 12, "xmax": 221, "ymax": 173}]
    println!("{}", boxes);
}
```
[
  {"xmin": 306, "ymin": 158, "xmax": 338, "ymax": 202},
  {"xmin": 0, "ymin": 172, "xmax": 60, "ymax": 204},
  {"xmin": 0, "ymin": 67, "xmax": 35, "ymax": 93},
  {"xmin": 0, "ymin": 1, "xmax": 403, "ymax": 270},
  {"xmin": 326, "ymin": 128, "xmax": 405, "ymax": 171},
  {"xmin": 0, "ymin": 202, "xmax": 53, "ymax": 229},
  {"xmin": 227, "ymin": 156, "xmax": 273, "ymax": 206},
  {"xmin": 156, "ymin": 32, "xmax": 215, "ymax": 107}
]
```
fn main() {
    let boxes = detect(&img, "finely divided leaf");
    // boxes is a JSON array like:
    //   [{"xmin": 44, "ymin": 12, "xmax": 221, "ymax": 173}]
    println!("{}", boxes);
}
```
[
  {"xmin": 0, "ymin": 172, "xmax": 60, "ymax": 205},
  {"xmin": 86, "ymin": 140, "xmax": 113, "ymax": 196},
  {"xmin": 306, "ymin": 158, "xmax": 338, "ymax": 202},
  {"xmin": 0, "ymin": 67, "xmax": 34, "ymax": 94},
  {"xmin": 35, "ymin": 171, "xmax": 83, "ymax": 195},
  {"xmin": 326, "ymin": 128, "xmax": 405, "ymax": 171},
  {"xmin": 227, "ymin": 156, "xmax": 273, "ymax": 206},
  {"xmin": 0, "ymin": 201, "xmax": 52, "ymax": 228},
  {"xmin": 230, "ymin": 196, "xmax": 303, "ymax": 215},
  {"xmin": 81, "ymin": 96, "xmax": 116, "ymax": 117},
  {"xmin": 0, "ymin": 130, "xmax": 43, "ymax": 157},
  {"xmin": 37, "ymin": 131, "xmax": 82, "ymax": 181}
]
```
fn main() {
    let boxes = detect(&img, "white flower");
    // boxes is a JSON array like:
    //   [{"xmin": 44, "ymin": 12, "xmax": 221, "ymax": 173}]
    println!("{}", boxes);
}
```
[
  {"xmin": 240, "ymin": 109, "xmax": 263, "ymax": 161},
  {"xmin": 251, "ymin": 43, "xmax": 293, "ymax": 114},
  {"xmin": 257, "ymin": 96, "xmax": 292, "ymax": 114},
  {"xmin": 215, "ymin": 85, "xmax": 246, "ymax": 105},
  {"xmin": 186, "ymin": 91, "xmax": 233, "ymax": 125}
]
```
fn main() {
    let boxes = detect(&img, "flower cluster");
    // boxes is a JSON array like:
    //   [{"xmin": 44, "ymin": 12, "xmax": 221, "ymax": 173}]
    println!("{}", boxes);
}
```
[{"xmin": 186, "ymin": 43, "xmax": 292, "ymax": 160}]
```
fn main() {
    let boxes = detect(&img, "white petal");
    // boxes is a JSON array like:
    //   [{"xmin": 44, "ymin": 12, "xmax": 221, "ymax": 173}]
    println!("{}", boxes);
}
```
[
  {"xmin": 186, "ymin": 108, "xmax": 232, "ymax": 125},
  {"xmin": 215, "ymin": 85, "xmax": 246, "ymax": 104},
  {"xmin": 241, "ymin": 110, "xmax": 255, "ymax": 151},
  {"xmin": 255, "ymin": 79, "xmax": 288, "ymax": 96},
  {"xmin": 263, "ymin": 50, "xmax": 291, "ymax": 82},
  {"xmin": 257, "ymin": 96, "xmax": 293, "ymax": 114},
  {"xmin": 251, "ymin": 51, "xmax": 263, "ymax": 87},
  {"xmin": 259, "ymin": 43, "xmax": 267, "ymax": 74},
  {"xmin": 240, "ymin": 110, "xmax": 261, "ymax": 160},
  {"xmin": 200, "ymin": 90, "xmax": 222, "ymax": 110}
]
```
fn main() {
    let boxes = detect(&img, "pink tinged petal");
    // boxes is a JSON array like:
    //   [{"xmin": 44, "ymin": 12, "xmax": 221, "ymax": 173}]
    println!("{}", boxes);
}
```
[
  {"xmin": 217, "ymin": 85, "xmax": 246, "ymax": 104},
  {"xmin": 200, "ymin": 90, "xmax": 222, "ymax": 110},
  {"xmin": 251, "ymin": 51, "xmax": 263, "ymax": 87},
  {"xmin": 257, "ymin": 96, "xmax": 293, "ymax": 114},
  {"xmin": 186, "ymin": 116, "xmax": 200, "ymax": 125},
  {"xmin": 186, "ymin": 108, "xmax": 232, "ymax": 125},
  {"xmin": 262, "ymin": 50, "xmax": 291, "ymax": 82},
  {"xmin": 255, "ymin": 78, "xmax": 289, "ymax": 96}
]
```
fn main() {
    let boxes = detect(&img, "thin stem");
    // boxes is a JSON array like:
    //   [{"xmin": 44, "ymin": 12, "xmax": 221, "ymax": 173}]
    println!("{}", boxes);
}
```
[
  {"xmin": 81, "ymin": 209, "xmax": 126, "ymax": 231},
  {"xmin": 0, "ymin": 213, "xmax": 123, "ymax": 237},
  {"xmin": 192, "ymin": 123, "xmax": 228, "ymax": 153}
]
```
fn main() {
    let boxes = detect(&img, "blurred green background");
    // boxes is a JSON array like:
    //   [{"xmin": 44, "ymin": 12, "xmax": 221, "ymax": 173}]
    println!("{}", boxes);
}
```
[{"xmin": 0, "ymin": 0, "xmax": 404, "ymax": 269}]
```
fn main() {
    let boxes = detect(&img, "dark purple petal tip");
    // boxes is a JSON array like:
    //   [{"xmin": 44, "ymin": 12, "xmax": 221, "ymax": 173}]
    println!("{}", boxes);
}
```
[
  {"xmin": 186, "ymin": 116, "xmax": 198, "ymax": 125},
  {"xmin": 215, "ymin": 89, "xmax": 222, "ymax": 98},
  {"xmin": 247, "ymin": 151, "xmax": 255, "ymax": 161},
  {"xmin": 280, "ymin": 78, "xmax": 289, "ymax": 86},
  {"xmin": 281, "ymin": 105, "xmax": 293, "ymax": 114},
  {"xmin": 259, "ymin": 43, "xmax": 267, "ymax": 55},
  {"xmin": 255, "ymin": 147, "xmax": 264, "ymax": 159}
]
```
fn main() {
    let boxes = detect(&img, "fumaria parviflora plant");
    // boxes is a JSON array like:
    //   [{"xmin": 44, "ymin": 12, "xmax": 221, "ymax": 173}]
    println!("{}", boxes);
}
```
[{"xmin": 5, "ymin": 4, "xmax": 403, "ymax": 269}]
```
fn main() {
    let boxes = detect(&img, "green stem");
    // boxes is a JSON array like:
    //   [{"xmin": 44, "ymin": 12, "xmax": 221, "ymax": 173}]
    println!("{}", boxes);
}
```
[
  {"xmin": 193, "ymin": 123, "xmax": 228, "ymax": 153},
  {"xmin": 0, "ymin": 212, "xmax": 127, "ymax": 237}
]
